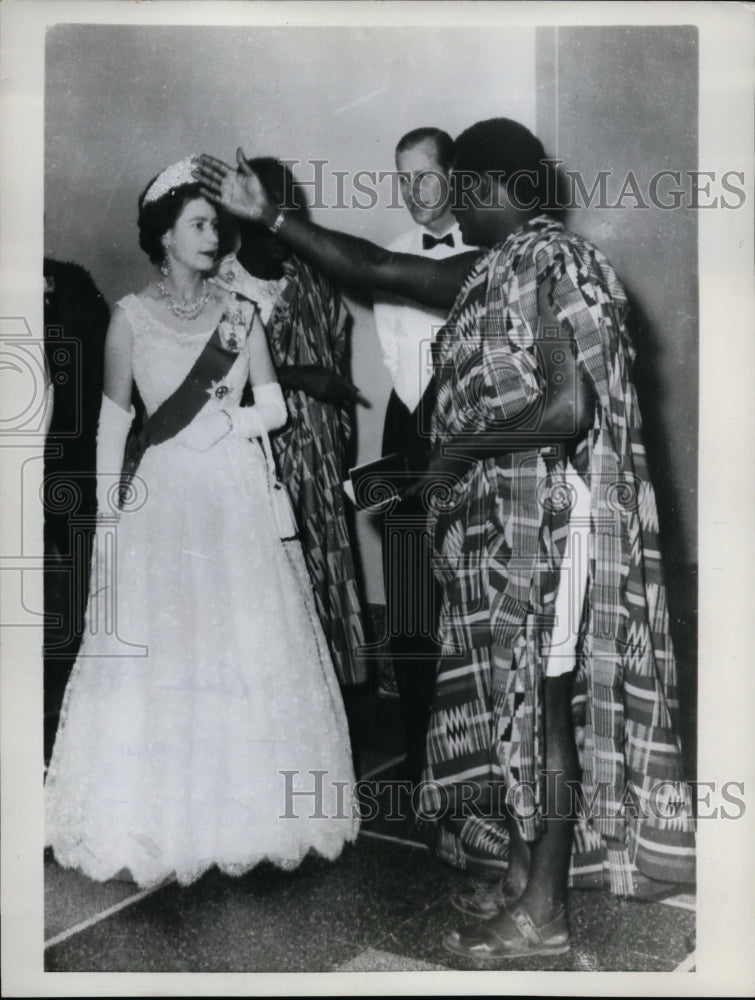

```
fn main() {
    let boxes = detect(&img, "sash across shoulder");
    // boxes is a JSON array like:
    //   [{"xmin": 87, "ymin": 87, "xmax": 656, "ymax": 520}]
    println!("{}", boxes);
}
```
[{"xmin": 121, "ymin": 294, "xmax": 257, "ymax": 495}]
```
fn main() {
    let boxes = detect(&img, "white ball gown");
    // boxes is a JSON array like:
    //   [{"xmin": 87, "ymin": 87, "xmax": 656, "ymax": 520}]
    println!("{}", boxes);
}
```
[{"xmin": 45, "ymin": 293, "xmax": 360, "ymax": 888}]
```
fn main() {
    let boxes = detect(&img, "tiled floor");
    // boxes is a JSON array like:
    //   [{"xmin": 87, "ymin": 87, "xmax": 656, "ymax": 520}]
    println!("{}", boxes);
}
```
[
  {"xmin": 44, "ymin": 688, "xmax": 696, "ymax": 974},
  {"xmin": 45, "ymin": 835, "xmax": 695, "ymax": 973}
]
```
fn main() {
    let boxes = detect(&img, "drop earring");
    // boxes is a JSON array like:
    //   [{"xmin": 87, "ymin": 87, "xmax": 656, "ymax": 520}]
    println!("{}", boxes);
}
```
[{"xmin": 160, "ymin": 235, "xmax": 173, "ymax": 278}]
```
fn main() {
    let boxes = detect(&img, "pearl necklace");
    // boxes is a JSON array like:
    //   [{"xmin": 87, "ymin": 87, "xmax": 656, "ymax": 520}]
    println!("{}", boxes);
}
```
[{"xmin": 157, "ymin": 277, "xmax": 211, "ymax": 321}]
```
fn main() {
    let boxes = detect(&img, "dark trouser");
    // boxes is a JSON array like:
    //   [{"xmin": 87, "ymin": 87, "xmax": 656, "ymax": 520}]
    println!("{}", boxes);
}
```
[
  {"xmin": 43, "ymin": 449, "xmax": 97, "ymax": 658},
  {"xmin": 381, "ymin": 388, "xmax": 441, "ymax": 784}
]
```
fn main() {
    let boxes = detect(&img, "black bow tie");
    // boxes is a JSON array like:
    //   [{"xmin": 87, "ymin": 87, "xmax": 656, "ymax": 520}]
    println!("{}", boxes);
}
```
[{"xmin": 423, "ymin": 232, "xmax": 455, "ymax": 250}]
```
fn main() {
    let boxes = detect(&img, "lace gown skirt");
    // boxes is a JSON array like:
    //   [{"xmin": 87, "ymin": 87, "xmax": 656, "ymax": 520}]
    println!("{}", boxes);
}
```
[{"xmin": 45, "ymin": 433, "xmax": 359, "ymax": 888}]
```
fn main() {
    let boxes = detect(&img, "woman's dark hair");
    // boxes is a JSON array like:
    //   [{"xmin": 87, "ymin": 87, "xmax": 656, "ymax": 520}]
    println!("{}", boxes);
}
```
[
  {"xmin": 137, "ymin": 180, "xmax": 206, "ymax": 264},
  {"xmin": 453, "ymin": 118, "xmax": 548, "ymax": 210},
  {"xmin": 395, "ymin": 127, "xmax": 455, "ymax": 173},
  {"xmin": 242, "ymin": 157, "xmax": 309, "ymax": 218}
]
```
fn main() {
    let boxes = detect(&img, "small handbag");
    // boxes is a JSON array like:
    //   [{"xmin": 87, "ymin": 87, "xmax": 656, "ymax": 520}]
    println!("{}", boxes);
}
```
[{"xmin": 256, "ymin": 419, "xmax": 299, "ymax": 541}]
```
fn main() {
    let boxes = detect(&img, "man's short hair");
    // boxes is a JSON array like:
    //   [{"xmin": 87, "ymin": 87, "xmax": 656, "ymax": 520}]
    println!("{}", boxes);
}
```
[
  {"xmin": 395, "ymin": 127, "xmax": 454, "ymax": 173},
  {"xmin": 453, "ymin": 117, "xmax": 547, "ymax": 208}
]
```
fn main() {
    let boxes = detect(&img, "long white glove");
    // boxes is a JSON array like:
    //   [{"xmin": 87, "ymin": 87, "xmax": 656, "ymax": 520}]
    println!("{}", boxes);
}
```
[
  {"xmin": 90, "ymin": 394, "xmax": 134, "ymax": 623},
  {"xmin": 95, "ymin": 393, "xmax": 135, "ymax": 518},
  {"xmin": 227, "ymin": 382, "xmax": 287, "ymax": 438},
  {"xmin": 179, "ymin": 382, "xmax": 287, "ymax": 451}
]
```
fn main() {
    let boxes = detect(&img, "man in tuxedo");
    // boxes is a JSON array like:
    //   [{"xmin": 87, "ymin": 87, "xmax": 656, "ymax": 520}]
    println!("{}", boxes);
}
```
[{"xmin": 373, "ymin": 128, "xmax": 476, "ymax": 785}]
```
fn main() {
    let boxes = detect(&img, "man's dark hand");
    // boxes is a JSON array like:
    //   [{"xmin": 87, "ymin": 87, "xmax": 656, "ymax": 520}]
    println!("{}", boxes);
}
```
[
  {"xmin": 194, "ymin": 149, "xmax": 277, "ymax": 226},
  {"xmin": 277, "ymin": 365, "xmax": 364, "ymax": 406}
]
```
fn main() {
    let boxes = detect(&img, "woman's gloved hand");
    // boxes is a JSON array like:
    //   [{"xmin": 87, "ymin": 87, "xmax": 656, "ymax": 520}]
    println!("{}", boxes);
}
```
[{"xmin": 177, "ymin": 410, "xmax": 233, "ymax": 452}]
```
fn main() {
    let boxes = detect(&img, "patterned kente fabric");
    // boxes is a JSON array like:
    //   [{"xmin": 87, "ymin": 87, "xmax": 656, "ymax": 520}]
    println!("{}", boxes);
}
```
[
  {"xmin": 214, "ymin": 255, "xmax": 367, "ymax": 686},
  {"xmin": 420, "ymin": 215, "xmax": 695, "ymax": 890}
]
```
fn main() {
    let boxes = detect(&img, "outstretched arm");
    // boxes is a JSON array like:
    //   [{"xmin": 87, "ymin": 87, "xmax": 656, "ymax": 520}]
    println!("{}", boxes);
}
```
[
  {"xmin": 195, "ymin": 151, "xmax": 478, "ymax": 310},
  {"xmin": 277, "ymin": 365, "xmax": 362, "ymax": 406}
]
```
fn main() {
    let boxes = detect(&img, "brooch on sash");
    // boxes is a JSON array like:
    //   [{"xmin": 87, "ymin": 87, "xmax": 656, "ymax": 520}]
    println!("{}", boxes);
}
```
[{"xmin": 208, "ymin": 378, "xmax": 231, "ymax": 401}]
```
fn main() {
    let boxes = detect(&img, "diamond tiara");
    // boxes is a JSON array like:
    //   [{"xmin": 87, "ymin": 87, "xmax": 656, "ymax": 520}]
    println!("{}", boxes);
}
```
[{"xmin": 142, "ymin": 156, "xmax": 199, "ymax": 205}]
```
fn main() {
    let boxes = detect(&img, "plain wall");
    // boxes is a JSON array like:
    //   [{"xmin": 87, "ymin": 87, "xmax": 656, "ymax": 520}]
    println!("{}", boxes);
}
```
[
  {"xmin": 44, "ymin": 23, "xmax": 538, "ymax": 603},
  {"xmin": 535, "ymin": 25, "xmax": 699, "ymax": 766},
  {"xmin": 536, "ymin": 25, "xmax": 699, "ymax": 572}
]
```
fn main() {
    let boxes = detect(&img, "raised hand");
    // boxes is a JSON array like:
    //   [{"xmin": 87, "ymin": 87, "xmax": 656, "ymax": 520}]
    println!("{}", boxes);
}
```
[{"xmin": 194, "ymin": 149, "xmax": 276, "ymax": 225}]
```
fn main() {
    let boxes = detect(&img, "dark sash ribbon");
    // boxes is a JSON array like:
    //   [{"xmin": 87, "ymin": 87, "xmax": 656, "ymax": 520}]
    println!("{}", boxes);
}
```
[{"xmin": 121, "ymin": 324, "xmax": 240, "ymax": 497}]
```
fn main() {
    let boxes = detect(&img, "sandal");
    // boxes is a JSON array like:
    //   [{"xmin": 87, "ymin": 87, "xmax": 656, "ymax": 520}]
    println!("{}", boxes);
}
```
[
  {"xmin": 443, "ymin": 903, "xmax": 570, "ymax": 966},
  {"xmin": 450, "ymin": 876, "xmax": 522, "ymax": 920}
]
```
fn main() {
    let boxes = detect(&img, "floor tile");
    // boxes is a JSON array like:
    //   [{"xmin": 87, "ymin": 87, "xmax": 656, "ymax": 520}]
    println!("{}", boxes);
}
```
[
  {"xmin": 45, "ymin": 838, "xmax": 455, "ymax": 973},
  {"xmin": 45, "ymin": 860, "xmax": 361, "ymax": 973},
  {"xmin": 334, "ymin": 947, "xmax": 448, "ymax": 972},
  {"xmin": 384, "ymin": 881, "xmax": 695, "ymax": 973},
  {"xmin": 568, "ymin": 888, "xmax": 695, "ymax": 969},
  {"xmin": 44, "ymin": 853, "xmax": 147, "ymax": 942},
  {"xmin": 43, "ymin": 688, "xmax": 697, "ymax": 975}
]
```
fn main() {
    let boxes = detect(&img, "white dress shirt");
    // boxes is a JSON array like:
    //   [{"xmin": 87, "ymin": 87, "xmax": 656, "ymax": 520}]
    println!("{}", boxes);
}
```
[{"xmin": 372, "ymin": 221, "xmax": 471, "ymax": 412}]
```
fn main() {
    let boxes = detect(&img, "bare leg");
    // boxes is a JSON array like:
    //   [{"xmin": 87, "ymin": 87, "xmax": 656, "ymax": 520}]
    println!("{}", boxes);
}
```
[
  {"xmin": 504, "ymin": 814, "xmax": 531, "ymax": 899},
  {"xmin": 447, "ymin": 801, "xmax": 526, "ymax": 920},
  {"xmin": 457, "ymin": 674, "xmax": 578, "ymax": 917},
  {"xmin": 443, "ymin": 673, "xmax": 578, "ymax": 958},
  {"xmin": 510, "ymin": 672, "xmax": 579, "ymax": 923},
  {"xmin": 444, "ymin": 468, "xmax": 588, "ymax": 951}
]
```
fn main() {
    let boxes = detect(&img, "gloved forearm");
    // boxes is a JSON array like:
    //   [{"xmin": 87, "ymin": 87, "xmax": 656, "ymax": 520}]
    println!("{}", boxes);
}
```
[
  {"xmin": 95, "ymin": 393, "xmax": 134, "ymax": 516},
  {"xmin": 226, "ymin": 382, "xmax": 287, "ymax": 438}
]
